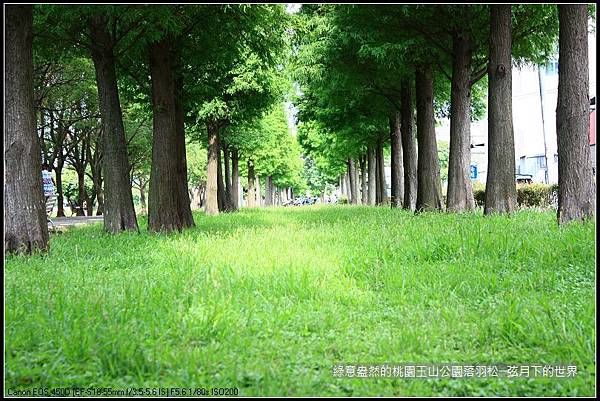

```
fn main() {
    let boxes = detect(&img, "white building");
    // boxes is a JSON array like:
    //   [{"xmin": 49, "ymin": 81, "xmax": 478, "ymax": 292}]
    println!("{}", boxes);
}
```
[{"xmin": 436, "ymin": 30, "xmax": 596, "ymax": 185}]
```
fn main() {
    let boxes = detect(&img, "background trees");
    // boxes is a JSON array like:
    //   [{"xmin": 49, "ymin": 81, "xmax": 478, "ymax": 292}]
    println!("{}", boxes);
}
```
[{"xmin": 5, "ymin": 4, "xmax": 595, "ymax": 254}]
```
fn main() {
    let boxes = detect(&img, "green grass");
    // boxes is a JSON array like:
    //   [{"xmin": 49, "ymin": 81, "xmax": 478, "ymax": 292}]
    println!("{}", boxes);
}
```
[{"xmin": 4, "ymin": 206, "xmax": 596, "ymax": 396}]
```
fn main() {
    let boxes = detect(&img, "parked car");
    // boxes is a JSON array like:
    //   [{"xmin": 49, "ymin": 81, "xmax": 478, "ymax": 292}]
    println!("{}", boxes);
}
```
[{"xmin": 516, "ymin": 174, "xmax": 533, "ymax": 184}]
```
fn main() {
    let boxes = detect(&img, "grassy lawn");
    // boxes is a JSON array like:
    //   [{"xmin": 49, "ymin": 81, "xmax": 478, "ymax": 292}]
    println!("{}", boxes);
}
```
[{"xmin": 4, "ymin": 206, "xmax": 596, "ymax": 396}]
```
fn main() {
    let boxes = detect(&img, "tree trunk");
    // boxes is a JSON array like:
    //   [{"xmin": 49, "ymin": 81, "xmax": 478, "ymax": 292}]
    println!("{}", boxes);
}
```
[
  {"xmin": 447, "ymin": 33, "xmax": 475, "ymax": 212},
  {"xmin": 89, "ymin": 14, "xmax": 138, "ymax": 233},
  {"xmin": 148, "ymin": 36, "xmax": 194, "ymax": 231},
  {"xmin": 367, "ymin": 146, "xmax": 376, "ymax": 205},
  {"xmin": 485, "ymin": 5, "xmax": 517, "ymax": 215},
  {"xmin": 390, "ymin": 112, "xmax": 404, "ymax": 208},
  {"xmin": 348, "ymin": 159, "xmax": 358, "ymax": 204},
  {"xmin": 247, "ymin": 160, "xmax": 256, "ymax": 208},
  {"xmin": 556, "ymin": 5, "xmax": 596, "ymax": 224},
  {"xmin": 173, "ymin": 59, "xmax": 194, "ymax": 226},
  {"xmin": 401, "ymin": 78, "xmax": 418, "ymax": 210},
  {"xmin": 376, "ymin": 137, "xmax": 386, "ymax": 205},
  {"xmin": 87, "ymin": 192, "xmax": 95, "ymax": 216},
  {"xmin": 231, "ymin": 148, "xmax": 240, "ymax": 210},
  {"xmin": 360, "ymin": 155, "xmax": 367, "ymax": 204},
  {"xmin": 95, "ymin": 180, "xmax": 104, "ymax": 215},
  {"xmin": 265, "ymin": 175, "xmax": 273, "ymax": 206},
  {"xmin": 217, "ymin": 145, "xmax": 225, "ymax": 212},
  {"xmin": 76, "ymin": 167, "xmax": 88, "ymax": 216},
  {"xmin": 223, "ymin": 144, "xmax": 232, "ymax": 211},
  {"xmin": 256, "ymin": 176, "xmax": 262, "ymax": 206},
  {"xmin": 416, "ymin": 65, "xmax": 444, "ymax": 211},
  {"xmin": 346, "ymin": 173, "xmax": 351, "ymax": 200},
  {"xmin": 205, "ymin": 121, "xmax": 219, "ymax": 216},
  {"xmin": 55, "ymin": 159, "xmax": 65, "ymax": 217},
  {"xmin": 353, "ymin": 158, "xmax": 360, "ymax": 203},
  {"xmin": 5, "ymin": 5, "xmax": 49, "ymax": 254}
]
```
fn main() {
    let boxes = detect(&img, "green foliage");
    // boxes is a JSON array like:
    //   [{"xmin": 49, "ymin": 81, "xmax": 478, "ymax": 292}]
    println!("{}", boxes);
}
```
[
  {"xmin": 516, "ymin": 183, "xmax": 559, "ymax": 208},
  {"xmin": 473, "ymin": 183, "xmax": 560, "ymax": 209},
  {"xmin": 186, "ymin": 141, "xmax": 208, "ymax": 190},
  {"xmin": 5, "ymin": 207, "xmax": 595, "ymax": 396},
  {"xmin": 437, "ymin": 140, "xmax": 450, "ymax": 183}
]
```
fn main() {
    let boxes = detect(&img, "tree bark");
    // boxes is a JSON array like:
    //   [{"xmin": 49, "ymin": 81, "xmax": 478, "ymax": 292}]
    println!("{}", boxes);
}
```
[
  {"xmin": 230, "ymin": 148, "xmax": 240, "ymax": 210},
  {"xmin": 148, "ymin": 36, "xmax": 194, "ymax": 231},
  {"xmin": 447, "ymin": 33, "xmax": 475, "ymax": 212},
  {"xmin": 173, "ymin": 58, "xmax": 194, "ymax": 226},
  {"xmin": 247, "ymin": 159, "xmax": 256, "ymax": 208},
  {"xmin": 217, "ymin": 145, "xmax": 225, "ymax": 212},
  {"xmin": 205, "ymin": 121, "xmax": 220, "ymax": 216},
  {"xmin": 344, "ymin": 173, "xmax": 351, "ymax": 200},
  {"xmin": 94, "ymin": 178, "xmax": 104, "ymax": 215},
  {"xmin": 390, "ymin": 112, "xmax": 404, "ymax": 208},
  {"xmin": 5, "ymin": 5, "xmax": 49, "ymax": 254},
  {"xmin": 401, "ymin": 79, "xmax": 418, "ymax": 210},
  {"xmin": 89, "ymin": 14, "xmax": 138, "ymax": 233},
  {"xmin": 360, "ymin": 155, "xmax": 367, "ymax": 204},
  {"xmin": 556, "ymin": 5, "xmax": 596, "ymax": 224},
  {"xmin": 255, "ymin": 176, "xmax": 262, "ymax": 206},
  {"xmin": 415, "ymin": 65, "xmax": 444, "ymax": 211},
  {"xmin": 367, "ymin": 146, "xmax": 376, "ymax": 205},
  {"xmin": 376, "ymin": 137, "xmax": 386, "ymax": 205},
  {"xmin": 348, "ymin": 158, "xmax": 358, "ymax": 204},
  {"xmin": 223, "ymin": 143, "xmax": 232, "ymax": 211},
  {"xmin": 485, "ymin": 5, "xmax": 517, "ymax": 215},
  {"xmin": 265, "ymin": 175, "xmax": 273, "ymax": 206}
]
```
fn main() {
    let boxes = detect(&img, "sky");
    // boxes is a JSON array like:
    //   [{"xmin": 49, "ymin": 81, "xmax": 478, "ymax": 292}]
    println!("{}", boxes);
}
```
[{"xmin": 286, "ymin": 3, "xmax": 301, "ymax": 14}]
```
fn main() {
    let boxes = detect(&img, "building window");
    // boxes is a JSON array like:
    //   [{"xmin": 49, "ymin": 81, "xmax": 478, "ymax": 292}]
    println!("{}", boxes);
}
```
[{"xmin": 537, "ymin": 155, "xmax": 547, "ymax": 169}]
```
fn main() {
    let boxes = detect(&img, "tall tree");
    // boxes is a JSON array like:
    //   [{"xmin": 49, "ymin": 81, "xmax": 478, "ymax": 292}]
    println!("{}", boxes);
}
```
[
  {"xmin": 446, "ymin": 28, "xmax": 477, "ymax": 212},
  {"xmin": 205, "ymin": 122, "xmax": 220, "ymax": 215},
  {"xmin": 390, "ymin": 112, "xmax": 404, "ymax": 208},
  {"xmin": 89, "ymin": 13, "xmax": 139, "ymax": 233},
  {"xmin": 484, "ymin": 5, "xmax": 517, "ymax": 215},
  {"xmin": 148, "ymin": 36, "xmax": 194, "ymax": 231},
  {"xmin": 5, "ymin": 5, "xmax": 49, "ymax": 254},
  {"xmin": 400, "ymin": 79, "xmax": 417, "ymax": 210},
  {"xmin": 415, "ymin": 65, "xmax": 444, "ymax": 211},
  {"xmin": 556, "ymin": 4, "xmax": 595, "ymax": 224},
  {"xmin": 367, "ymin": 146, "xmax": 376, "ymax": 205},
  {"xmin": 230, "ymin": 147, "xmax": 240, "ymax": 210},
  {"xmin": 359, "ymin": 155, "xmax": 367, "ymax": 204}
]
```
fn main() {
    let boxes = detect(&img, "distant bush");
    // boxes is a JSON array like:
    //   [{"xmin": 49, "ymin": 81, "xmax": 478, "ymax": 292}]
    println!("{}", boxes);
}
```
[
  {"xmin": 473, "ymin": 188, "xmax": 486, "ymax": 207},
  {"xmin": 338, "ymin": 195, "xmax": 349, "ymax": 204},
  {"xmin": 472, "ymin": 183, "xmax": 559, "ymax": 209},
  {"xmin": 517, "ymin": 183, "xmax": 558, "ymax": 208}
]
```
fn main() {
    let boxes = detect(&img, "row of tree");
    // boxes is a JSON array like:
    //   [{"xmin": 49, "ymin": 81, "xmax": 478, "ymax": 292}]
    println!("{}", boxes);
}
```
[
  {"xmin": 291, "ymin": 5, "xmax": 595, "ymax": 221},
  {"xmin": 5, "ymin": 4, "xmax": 305, "ymax": 254}
]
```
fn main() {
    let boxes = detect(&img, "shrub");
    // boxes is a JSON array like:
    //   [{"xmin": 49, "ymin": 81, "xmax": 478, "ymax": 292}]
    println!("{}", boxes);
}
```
[
  {"xmin": 338, "ymin": 195, "xmax": 349, "ymax": 204},
  {"xmin": 471, "ymin": 183, "xmax": 558, "ymax": 209},
  {"xmin": 517, "ymin": 183, "xmax": 557, "ymax": 208},
  {"xmin": 473, "ymin": 188, "xmax": 486, "ymax": 207}
]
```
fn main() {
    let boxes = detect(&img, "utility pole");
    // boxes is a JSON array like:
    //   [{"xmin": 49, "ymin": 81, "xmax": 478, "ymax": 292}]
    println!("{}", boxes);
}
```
[{"xmin": 537, "ymin": 65, "xmax": 550, "ymax": 184}]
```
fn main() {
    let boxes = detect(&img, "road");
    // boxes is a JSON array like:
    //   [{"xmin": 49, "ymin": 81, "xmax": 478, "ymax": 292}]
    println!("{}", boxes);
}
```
[{"xmin": 49, "ymin": 216, "xmax": 104, "ymax": 228}]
